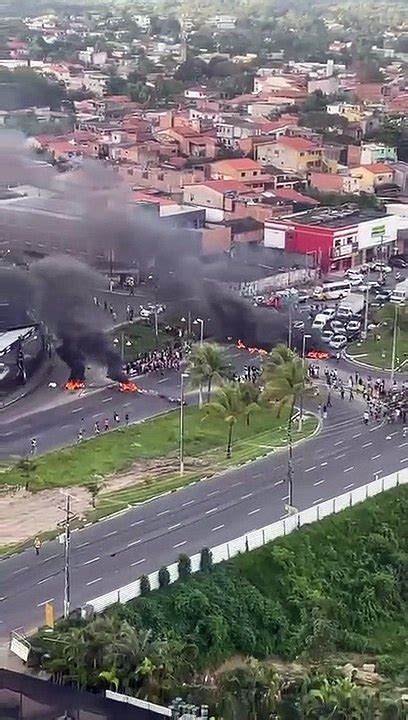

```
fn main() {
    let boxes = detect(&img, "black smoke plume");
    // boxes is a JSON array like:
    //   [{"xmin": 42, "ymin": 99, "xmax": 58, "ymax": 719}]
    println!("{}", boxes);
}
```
[{"xmin": 0, "ymin": 133, "xmax": 305, "ymax": 357}]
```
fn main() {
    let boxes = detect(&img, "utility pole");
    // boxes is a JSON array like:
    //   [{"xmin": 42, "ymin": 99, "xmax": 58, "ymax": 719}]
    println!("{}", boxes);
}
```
[
  {"xmin": 363, "ymin": 285, "xmax": 370, "ymax": 340},
  {"xmin": 63, "ymin": 494, "xmax": 72, "ymax": 620},
  {"xmin": 179, "ymin": 372, "xmax": 189, "ymax": 476},
  {"xmin": 288, "ymin": 302, "xmax": 293, "ymax": 350},
  {"xmin": 390, "ymin": 303, "xmax": 398, "ymax": 386}
]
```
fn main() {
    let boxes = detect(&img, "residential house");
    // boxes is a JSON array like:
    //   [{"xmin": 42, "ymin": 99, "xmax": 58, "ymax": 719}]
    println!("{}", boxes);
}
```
[
  {"xmin": 309, "ymin": 171, "xmax": 361, "ymax": 195},
  {"xmin": 326, "ymin": 103, "xmax": 362, "ymax": 123},
  {"xmin": 266, "ymin": 136, "xmax": 323, "ymax": 174},
  {"xmin": 392, "ymin": 162, "xmax": 408, "ymax": 194},
  {"xmin": 121, "ymin": 163, "xmax": 205, "ymax": 198},
  {"xmin": 216, "ymin": 116, "xmax": 262, "ymax": 149},
  {"xmin": 158, "ymin": 126, "xmax": 217, "ymax": 158},
  {"xmin": 360, "ymin": 143, "xmax": 398, "ymax": 165},
  {"xmin": 209, "ymin": 158, "xmax": 272, "ymax": 190},
  {"xmin": 184, "ymin": 86, "xmax": 209, "ymax": 100},
  {"xmin": 182, "ymin": 180, "xmax": 292, "ymax": 223},
  {"xmin": 350, "ymin": 163, "xmax": 395, "ymax": 193}
]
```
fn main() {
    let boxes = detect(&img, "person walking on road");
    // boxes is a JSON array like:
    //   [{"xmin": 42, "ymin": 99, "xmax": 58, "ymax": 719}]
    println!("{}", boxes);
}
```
[
  {"xmin": 349, "ymin": 388, "xmax": 354, "ymax": 401},
  {"xmin": 113, "ymin": 411, "xmax": 120, "ymax": 425},
  {"xmin": 327, "ymin": 391, "xmax": 332, "ymax": 408},
  {"xmin": 104, "ymin": 418, "xmax": 110, "ymax": 432},
  {"xmin": 30, "ymin": 438, "xmax": 37, "ymax": 456},
  {"xmin": 77, "ymin": 429, "xmax": 83, "ymax": 443},
  {"xmin": 340, "ymin": 385, "xmax": 345, "ymax": 400},
  {"xmin": 363, "ymin": 410, "xmax": 369, "ymax": 425},
  {"xmin": 322, "ymin": 404, "xmax": 328, "ymax": 420},
  {"xmin": 34, "ymin": 537, "xmax": 41, "ymax": 556},
  {"xmin": 94, "ymin": 420, "xmax": 100, "ymax": 434}
]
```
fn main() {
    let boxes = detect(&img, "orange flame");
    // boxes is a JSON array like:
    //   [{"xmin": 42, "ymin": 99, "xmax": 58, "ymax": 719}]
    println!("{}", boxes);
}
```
[
  {"xmin": 306, "ymin": 350, "xmax": 330, "ymax": 360},
  {"xmin": 65, "ymin": 379, "xmax": 86, "ymax": 390},
  {"xmin": 236, "ymin": 339, "xmax": 268, "ymax": 356},
  {"xmin": 118, "ymin": 381, "xmax": 138, "ymax": 392}
]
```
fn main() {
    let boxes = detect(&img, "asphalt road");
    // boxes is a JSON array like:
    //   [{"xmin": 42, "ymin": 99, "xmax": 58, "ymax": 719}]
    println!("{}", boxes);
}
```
[{"xmin": 1, "ymin": 390, "xmax": 407, "ymax": 637}]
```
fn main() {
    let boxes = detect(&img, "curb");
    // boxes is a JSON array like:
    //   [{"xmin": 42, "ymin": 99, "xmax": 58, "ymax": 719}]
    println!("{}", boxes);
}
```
[
  {"xmin": 344, "ymin": 350, "xmax": 406, "ymax": 374},
  {"xmin": 1, "ymin": 359, "xmax": 55, "ymax": 410}
]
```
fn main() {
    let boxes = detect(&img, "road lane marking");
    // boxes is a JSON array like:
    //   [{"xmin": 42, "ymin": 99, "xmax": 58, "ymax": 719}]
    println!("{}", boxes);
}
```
[
  {"xmin": 93, "ymin": 413, "xmax": 102, "ymax": 417},
  {"xmin": 130, "ymin": 520, "xmax": 144, "ymax": 526},
  {"xmin": 71, "ymin": 407, "xmax": 83, "ymax": 413},
  {"xmin": 248, "ymin": 508, "xmax": 260, "ymax": 516},
  {"xmin": 86, "ymin": 577, "xmax": 102, "ymax": 586},
  {"xmin": 344, "ymin": 483, "xmax": 354, "ymax": 490},
  {"xmin": 208, "ymin": 490, "xmax": 219, "ymax": 497},
  {"xmin": 157, "ymin": 509, "xmax": 169, "ymax": 517},
  {"xmin": 37, "ymin": 598, "xmax": 54, "ymax": 607},
  {"xmin": 399, "ymin": 441, "xmax": 408, "ymax": 448},
  {"xmin": 320, "ymin": 461, "xmax": 328, "ymax": 467},
  {"xmin": 173, "ymin": 540, "xmax": 187, "ymax": 548},
  {"xmin": 241, "ymin": 493, "xmax": 253, "ymax": 500},
  {"xmin": 158, "ymin": 378, "xmax": 168, "ymax": 383},
  {"xmin": 76, "ymin": 542, "xmax": 89, "ymax": 549},
  {"xmin": 305, "ymin": 466, "xmax": 316, "ymax": 473},
  {"xmin": 212, "ymin": 524, "xmax": 224, "ymax": 531},
  {"xmin": 274, "ymin": 479, "xmax": 284, "ymax": 486},
  {"xmin": 131, "ymin": 558, "xmax": 146, "ymax": 566},
  {"xmin": 127, "ymin": 540, "xmax": 141, "ymax": 548},
  {"xmin": 282, "ymin": 495, "xmax": 289, "ymax": 502},
  {"xmin": 83, "ymin": 556, "xmax": 100, "ymax": 565},
  {"xmin": 344, "ymin": 466, "xmax": 354, "ymax": 473},
  {"xmin": 362, "ymin": 442, "xmax": 373, "ymax": 448},
  {"xmin": 182, "ymin": 500, "xmax": 194, "ymax": 507},
  {"xmin": 60, "ymin": 424, "xmax": 72, "ymax": 429},
  {"xmin": 168, "ymin": 523, "xmax": 181, "ymax": 530},
  {"xmin": 313, "ymin": 498, "xmax": 324, "ymax": 505},
  {"xmin": 102, "ymin": 397, "xmax": 112, "ymax": 403},
  {"xmin": 13, "ymin": 566, "xmax": 29, "ymax": 574},
  {"xmin": 401, "ymin": 458, "xmax": 408, "ymax": 463},
  {"xmin": 205, "ymin": 507, "xmax": 218, "ymax": 514},
  {"xmin": 103, "ymin": 530, "xmax": 117, "ymax": 538},
  {"xmin": 334, "ymin": 440, "xmax": 343, "ymax": 446},
  {"xmin": 314, "ymin": 479, "xmax": 325, "ymax": 486},
  {"xmin": 371, "ymin": 454, "xmax": 381, "ymax": 460},
  {"xmin": 334, "ymin": 453, "xmax": 346, "ymax": 459},
  {"xmin": 37, "ymin": 576, "xmax": 52, "ymax": 585},
  {"xmin": 352, "ymin": 433, "xmax": 361, "ymax": 438},
  {"xmin": 231, "ymin": 481, "xmax": 243, "ymax": 487},
  {"xmin": 43, "ymin": 553, "xmax": 59, "ymax": 562}
]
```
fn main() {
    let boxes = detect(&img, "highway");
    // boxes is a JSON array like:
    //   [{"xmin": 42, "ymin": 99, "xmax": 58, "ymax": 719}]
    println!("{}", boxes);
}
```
[{"xmin": 1, "ymin": 390, "xmax": 407, "ymax": 637}]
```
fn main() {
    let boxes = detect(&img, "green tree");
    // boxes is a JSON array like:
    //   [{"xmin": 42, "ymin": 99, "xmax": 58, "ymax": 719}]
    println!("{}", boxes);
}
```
[
  {"xmin": 189, "ymin": 342, "xmax": 231, "ymax": 402},
  {"xmin": 217, "ymin": 658, "xmax": 280, "ymax": 720},
  {"xmin": 237, "ymin": 381, "xmax": 261, "ymax": 427},
  {"xmin": 16, "ymin": 457, "xmax": 37, "ymax": 491},
  {"xmin": 262, "ymin": 345, "xmax": 307, "ymax": 506},
  {"xmin": 206, "ymin": 383, "xmax": 245, "ymax": 458}
]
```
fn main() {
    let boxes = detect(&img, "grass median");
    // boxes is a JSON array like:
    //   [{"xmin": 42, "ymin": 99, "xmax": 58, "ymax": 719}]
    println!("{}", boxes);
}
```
[
  {"xmin": 348, "ymin": 331, "xmax": 408, "ymax": 370},
  {"xmin": 1, "ymin": 406, "xmax": 317, "ymax": 495}
]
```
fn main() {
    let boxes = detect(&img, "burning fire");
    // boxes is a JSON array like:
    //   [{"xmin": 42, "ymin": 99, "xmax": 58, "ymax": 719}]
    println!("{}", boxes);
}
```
[
  {"xmin": 306, "ymin": 350, "xmax": 330, "ymax": 360},
  {"xmin": 118, "ymin": 381, "xmax": 139, "ymax": 392},
  {"xmin": 65, "ymin": 379, "xmax": 86, "ymax": 391},
  {"xmin": 236, "ymin": 339, "xmax": 268, "ymax": 356}
]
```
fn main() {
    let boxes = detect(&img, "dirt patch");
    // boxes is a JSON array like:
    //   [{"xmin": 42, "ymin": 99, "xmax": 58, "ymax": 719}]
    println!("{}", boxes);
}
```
[
  {"xmin": 0, "ymin": 455, "xmax": 214, "ymax": 546},
  {"xmin": 0, "ymin": 486, "xmax": 92, "ymax": 545}
]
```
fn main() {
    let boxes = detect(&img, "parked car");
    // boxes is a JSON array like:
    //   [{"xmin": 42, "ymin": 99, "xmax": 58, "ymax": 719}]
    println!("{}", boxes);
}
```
[
  {"xmin": 331, "ymin": 319, "xmax": 347, "ymax": 333},
  {"xmin": 321, "ymin": 329, "xmax": 334, "ymax": 343},
  {"xmin": 346, "ymin": 320, "xmax": 361, "ymax": 333},
  {"xmin": 389, "ymin": 255, "xmax": 408, "ymax": 269},
  {"xmin": 375, "ymin": 290, "xmax": 391, "ymax": 302},
  {"xmin": 370, "ymin": 262, "xmax": 392, "ymax": 274},
  {"xmin": 349, "ymin": 274, "xmax": 364, "ymax": 287},
  {"xmin": 329, "ymin": 334, "xmax": 348, "ymax": 349},
  {"xmin": 293, "ymin": 320, "xmax": 305, "ymax": 330},
  {"xmin": 320, "ymin": 307, "xmax": 336, "ymax": 321}
]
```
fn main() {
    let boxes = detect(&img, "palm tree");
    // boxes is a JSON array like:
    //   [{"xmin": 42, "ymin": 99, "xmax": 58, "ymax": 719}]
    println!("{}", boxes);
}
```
[
  {"xmin": 189, "ymin": 342, "xmax": 231, "ymax": 403},
  {"xmin": 206, "ymin": 383, "xmax": 244, "ymax": 458},
  {"xmin": 237, "ymin": 381, "xmax": 261, "ymax": 427},
  {"xmin": 262, "ymin": 345, "xmax": 306, "ymax": 509},
  {"xmin": 217, "ymin": 658, "xmax": 281, "ymax": 720}
]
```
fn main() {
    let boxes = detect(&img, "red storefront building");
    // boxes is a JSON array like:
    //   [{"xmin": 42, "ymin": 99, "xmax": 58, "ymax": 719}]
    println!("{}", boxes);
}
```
[{"xmin": 264, "ymin": 207, "xmax": 399, "ymax": 272}]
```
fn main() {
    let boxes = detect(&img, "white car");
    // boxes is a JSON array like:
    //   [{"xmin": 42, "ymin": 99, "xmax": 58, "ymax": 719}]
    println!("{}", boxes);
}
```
[
  {"xmin": 321, "ymin": 329, "xmax": 334, "ymax": 343},
  {"xmin": 312, "ymin": 314, "xmax": 328, "ymax": 330},
  {"xmin": 329, "ymin": 334, "xmax": 348, "ymax": 349},
  {"xmin": 346, "ymin": 320, "xmax": 361, "ymax": 333},
  {"xmin": 331, "ymin": 319, "xmax": 346, "ymax": 333},
  {"xmin": 370, "ymin": 262, "xmax": 392, "ymax": 274},
  {"xmin": 349, "ymin": 274, "xmax": 364, "ymax": 286},
  {"xmin": 320, "ymin": 308, "xmax": 336, "ymax": 320}
]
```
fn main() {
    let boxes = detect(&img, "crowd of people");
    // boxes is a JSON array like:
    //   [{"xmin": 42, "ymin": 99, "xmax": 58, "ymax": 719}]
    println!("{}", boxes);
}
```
[{"xmin": 126, "ymin": 344, "xmax": 189, "ymax": 377}]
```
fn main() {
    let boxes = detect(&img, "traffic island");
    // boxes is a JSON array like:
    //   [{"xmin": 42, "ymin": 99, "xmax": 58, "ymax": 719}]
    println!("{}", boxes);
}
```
[{"xmin": 347, "ymin": 332, "xmax": 408, "ymax": 371}]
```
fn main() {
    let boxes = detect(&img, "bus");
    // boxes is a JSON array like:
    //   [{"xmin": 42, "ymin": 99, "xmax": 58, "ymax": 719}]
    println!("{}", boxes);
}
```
[{"xmin": 313, "ymin": 280, "xmax": 352, "ymax": 301}]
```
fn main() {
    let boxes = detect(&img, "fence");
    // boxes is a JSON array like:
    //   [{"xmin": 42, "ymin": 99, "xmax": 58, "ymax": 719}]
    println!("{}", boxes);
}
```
[{"xmin": 86, "ymin": 468, "xmax": 408, "ymax": 614}]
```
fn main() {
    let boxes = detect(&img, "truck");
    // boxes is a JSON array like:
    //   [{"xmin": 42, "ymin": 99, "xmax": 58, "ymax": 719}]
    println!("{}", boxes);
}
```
[
  {"xmin": 337, "ymin": 292, "xmax": 365, "ymax": 319},
  {"xmin": 390, "ymin": 279, "xmax": 408, "ymax": 305}
]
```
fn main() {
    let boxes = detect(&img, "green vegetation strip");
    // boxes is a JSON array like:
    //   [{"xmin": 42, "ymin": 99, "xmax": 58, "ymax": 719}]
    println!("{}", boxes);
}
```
[
  {"xmin": 348, "ymin": 332, "xmax": 408, "ymax": 369},
  {"xmin": 112, "ymin": 321, "xmax": 174, "ymax": 359},
  {"xmin": 32, "ymin": 484, "xmax": 408, "ymax": 708},
  {"xmin": 1, "ymin": 406, "xmax": 316, "ymax": 493}
]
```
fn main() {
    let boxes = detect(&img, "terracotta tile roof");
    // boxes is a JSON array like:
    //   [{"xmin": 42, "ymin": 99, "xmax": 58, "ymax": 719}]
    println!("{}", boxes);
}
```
[
  {"xmin": 199, "ymin": 180, "xmax": 248, "ymax": 194},
  {"xmin": 212, "ymin": 158, "xmax": 261, "ymax": 170},
  {"xmin": 360, "ymin": 163, "xmax": 394, "ymax": 173},
  {"xmin": 277, "ymin": 136, "xmax": 321, "ymax": 151}
]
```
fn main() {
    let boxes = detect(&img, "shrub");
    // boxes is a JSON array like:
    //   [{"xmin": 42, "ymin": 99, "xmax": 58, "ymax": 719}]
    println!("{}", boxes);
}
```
[
  {"xmin": 158, "ymin": 566, "xmax": 170, "ymax": 588},
  {"xmin": 140, "ymin": 574, "xmax": 151, "ymax": 596},
  {"xmin": 178, "ymin": 553, "xmax": 192, "ymax": 580},
  {"xmin": 200, "ymin": 547, "xmax": 213, "ymax": 573}
]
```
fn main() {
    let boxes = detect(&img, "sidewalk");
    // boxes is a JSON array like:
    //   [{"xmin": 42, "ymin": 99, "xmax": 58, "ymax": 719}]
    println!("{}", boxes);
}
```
[{"xmin": 0, "ymin": 357, "xmax": 55, "ymax": 410}]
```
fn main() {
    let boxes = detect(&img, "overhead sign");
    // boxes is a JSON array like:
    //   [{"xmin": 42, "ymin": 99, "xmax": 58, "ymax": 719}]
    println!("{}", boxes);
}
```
[
  {"xmin": 371, "ymin": 224, "xmax": 386, "ymax": 237},
  {"xmin": 10, "ymin": 636, "xmax": 30, "ymax": 662}
]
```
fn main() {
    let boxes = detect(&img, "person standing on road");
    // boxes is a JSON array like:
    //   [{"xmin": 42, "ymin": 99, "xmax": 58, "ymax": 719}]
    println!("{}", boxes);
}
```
[
  {"xmin": 327, "ymin": 391, "xmax": 332, "ymax": 408},
  {"xmin": 94, "ymin": 420, "xmax": 100, "ymax": 434},
  {"xmin": 30, "ymin": 437, "xmax": 37, "ymax": 456},
  {"xmin": 77, "ymin": 429, "xmax": 83, "ymax": 443},
  {"xmin": 349, "ymin": 388, "xmax": 354, "ymax": 401},
  {"xmin": 363, "ymin": 410, "xmax": 369, "ymax": 425},
  {"xmin": 34, "ymin": 537, "xmax": 41, "ymax": 556},
  {"xmin": 104, "ymin": 418, "xmax": 110, "ymax": 431},
  {"xmin": 340, "ymin": 385, "xmax": 345, "ymax": 400},
  {"xmin": 113, "ymin": 411, "xmax": 120, "ymax": 425},
  {"xmin": 125, "ymin": 412, "xmax": 129, "ymax": 427}
]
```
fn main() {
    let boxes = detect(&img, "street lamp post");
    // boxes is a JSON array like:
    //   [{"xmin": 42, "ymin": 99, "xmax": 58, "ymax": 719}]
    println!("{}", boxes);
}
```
[
  {"xmin": 148, "ymin": 274, "xmax": 159, "ymax": 344},
  {"xmin": 193, "ymin": 318, "xmax": 205, "ymax": 407},
  {"xmin": 363, "ymin": 285, "xmax": 370, "ymax": 340},
  {"xmin": 179, "ymin": 372, "xmax": 189, "ymax": 476},
  {"xmin": 390, "ymin": 303, "xmax": 399, "ymax": 386},
  {"xmin": 299, "ymin": 333, "xmax": 311, "ymax": 431}
]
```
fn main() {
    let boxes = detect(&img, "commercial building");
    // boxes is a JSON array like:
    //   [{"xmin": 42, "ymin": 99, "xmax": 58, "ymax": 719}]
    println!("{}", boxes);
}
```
[{"xmin": 264, "ymin": 207, "xmax": 400, "ymax": 272}]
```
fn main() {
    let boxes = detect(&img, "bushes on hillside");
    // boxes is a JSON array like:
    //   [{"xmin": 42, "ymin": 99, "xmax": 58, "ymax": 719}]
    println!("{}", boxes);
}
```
[{"xmin": 32, "ymin": 486, "xmax": 408, "ymax": 694}]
